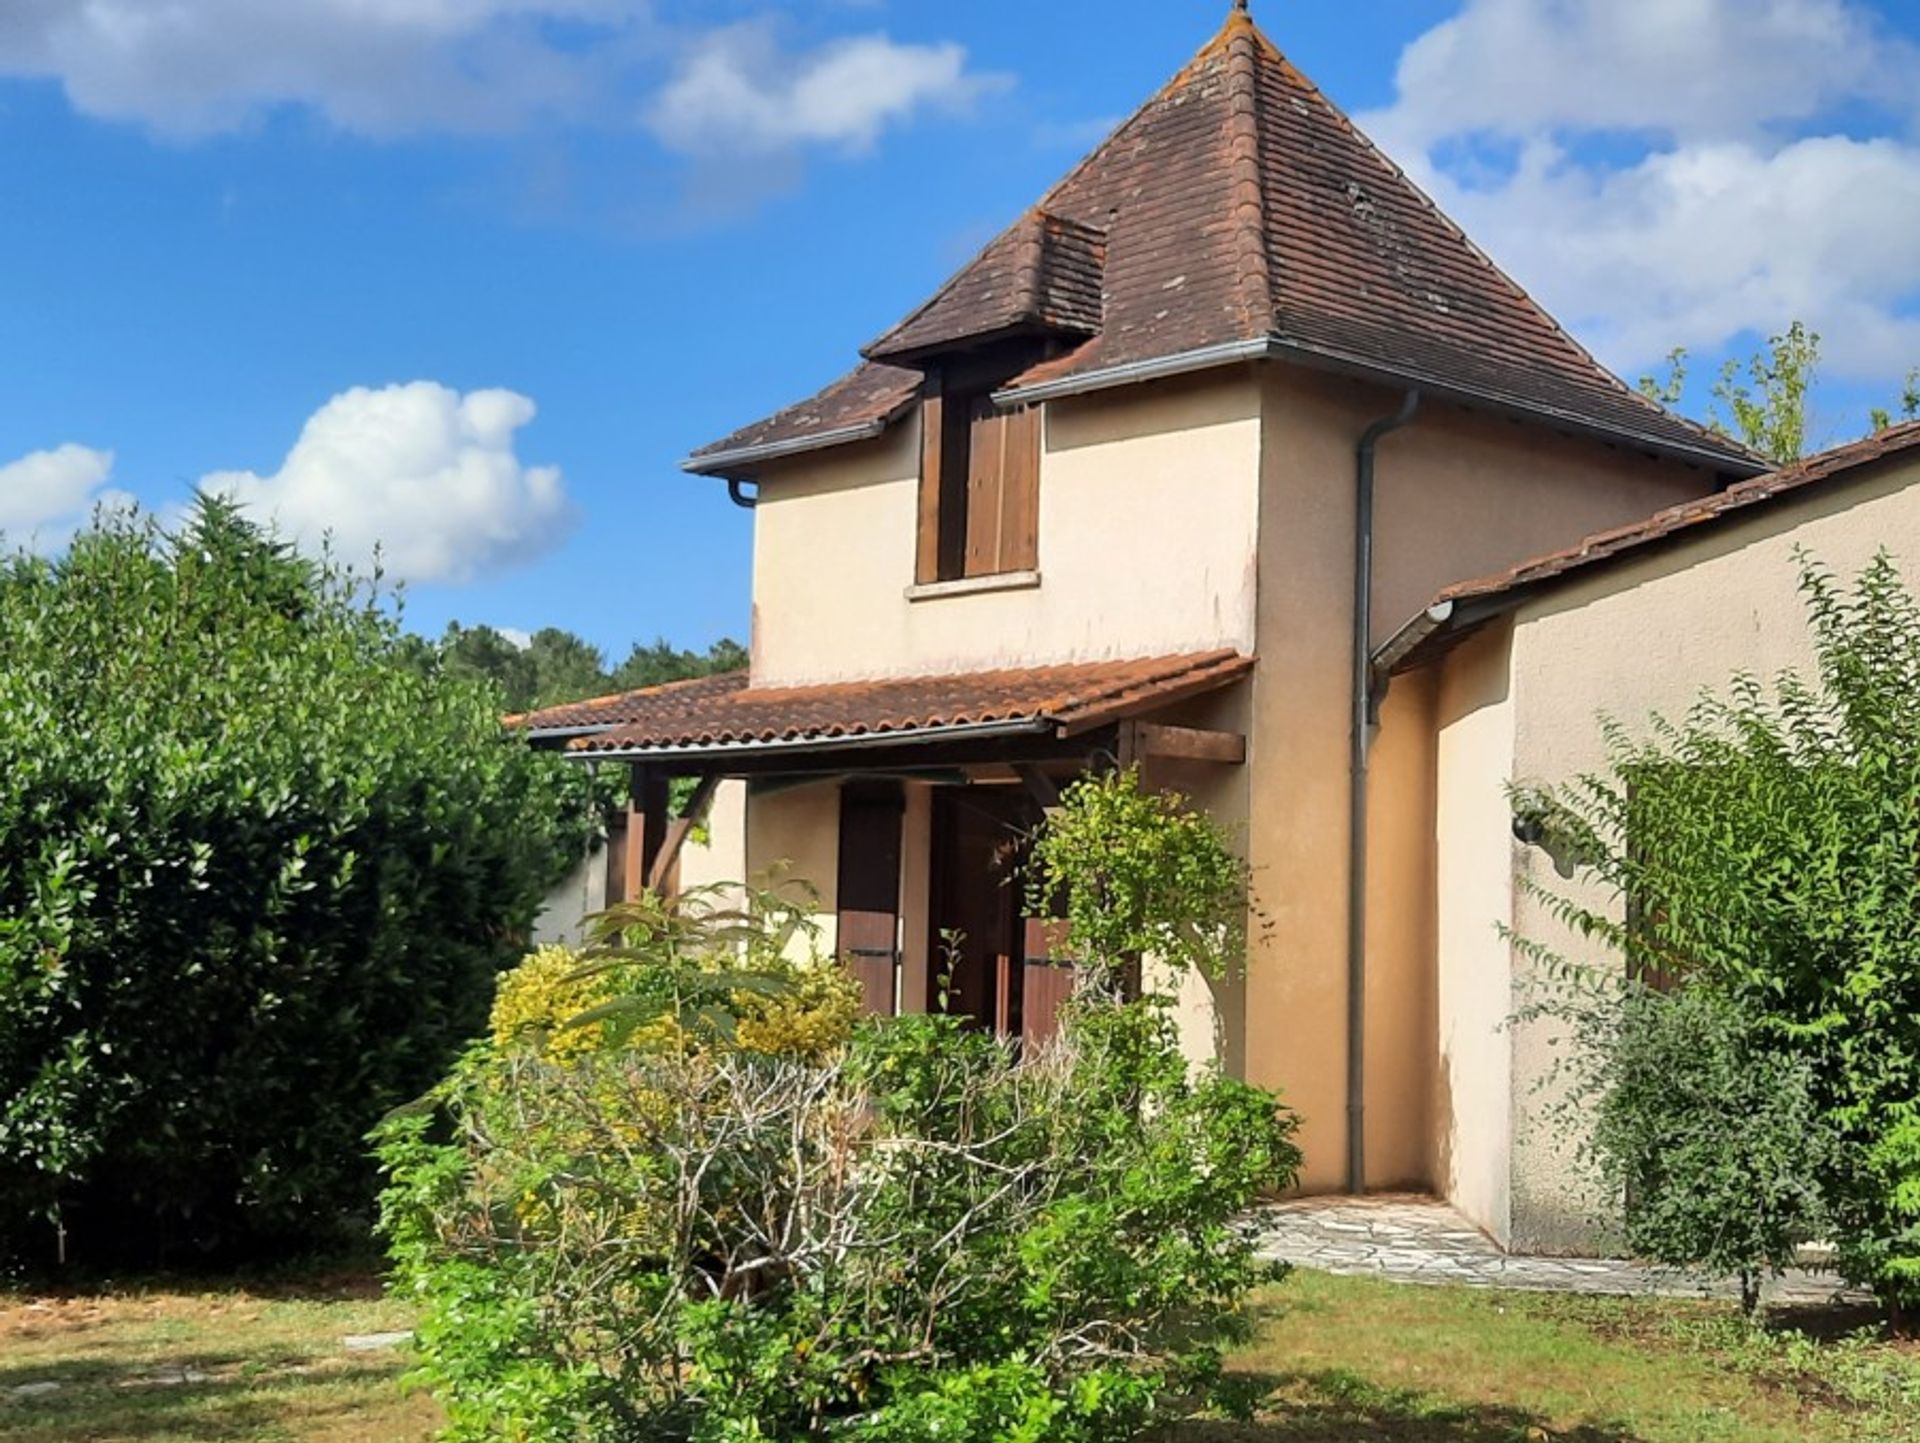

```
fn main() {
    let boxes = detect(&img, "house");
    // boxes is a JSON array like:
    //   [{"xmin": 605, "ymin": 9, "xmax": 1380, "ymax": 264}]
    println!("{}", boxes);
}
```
[{"xmin": 516, "ymin": 1, "xmax": 1868, "ymax": 1251}]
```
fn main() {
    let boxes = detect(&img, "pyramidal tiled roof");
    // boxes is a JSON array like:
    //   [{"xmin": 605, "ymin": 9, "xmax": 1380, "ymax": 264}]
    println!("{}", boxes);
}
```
[{"xmin": 688, "ymin": 5, "xmax": 1760, "ymax": 476}]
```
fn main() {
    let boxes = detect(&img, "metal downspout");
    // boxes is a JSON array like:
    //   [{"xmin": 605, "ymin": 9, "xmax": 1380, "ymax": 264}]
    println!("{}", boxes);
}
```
[{"xmin": 1348, "ymin": 389, "xmax": 1421, "ymax": 1195}]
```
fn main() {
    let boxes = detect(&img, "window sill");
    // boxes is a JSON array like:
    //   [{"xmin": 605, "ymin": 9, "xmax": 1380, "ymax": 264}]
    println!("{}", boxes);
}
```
[{"xmin": 905, "ymin": 570, "xmax": 1042, "ymax": 603}]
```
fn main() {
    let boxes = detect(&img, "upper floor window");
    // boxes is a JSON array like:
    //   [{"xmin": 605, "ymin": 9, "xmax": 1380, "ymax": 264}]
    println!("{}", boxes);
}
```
[{"xmin": 916, "ymin": 356, "xmax": 1041, "ymax": 586}]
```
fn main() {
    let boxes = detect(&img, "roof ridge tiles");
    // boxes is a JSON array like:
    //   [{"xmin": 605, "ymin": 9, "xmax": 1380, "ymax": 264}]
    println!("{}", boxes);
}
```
[{"xmin": 1224, "ymin": 18, "xmax": 1277, "ymax": 338}]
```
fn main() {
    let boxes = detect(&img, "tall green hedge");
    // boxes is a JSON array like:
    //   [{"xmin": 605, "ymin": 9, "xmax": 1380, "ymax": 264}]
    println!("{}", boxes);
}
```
[{"xmin": 0, "ymin": 499, "xmax": 589, "ymax": 1268}]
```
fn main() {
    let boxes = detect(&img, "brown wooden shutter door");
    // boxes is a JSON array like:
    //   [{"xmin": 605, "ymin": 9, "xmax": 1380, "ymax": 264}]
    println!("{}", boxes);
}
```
[
  {"xmin": 964, "ymin": 400, "xmax": 1040, "ymax": 578},
  {"xmin": 916, "ymin": 383, "xmax": 945, "ymax": 585},
  {"xmin": 999, "ymin": 403, "xmax": 1040, "ymax": 573},
  {"xmin": 1021, "ymin": 918, "xmax": 1075, "ymax": 1047},
  {"xmin": 836, "ymin": 783, "xmax": 905, "ymax": 1016}
]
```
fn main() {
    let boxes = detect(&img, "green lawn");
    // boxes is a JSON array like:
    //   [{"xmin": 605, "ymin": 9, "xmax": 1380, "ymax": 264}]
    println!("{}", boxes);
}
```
[
  {"xmin": 0, "ymin": 1274, "xmax": 439, "ymax": 1443},
  {"xmin": 1178, "ymin": 1270, "xmax": 1920, "ymax": 1442},
  {"xmin": 5, "ymin": 1269, "xmax": 1915, "ymax": 1441}
]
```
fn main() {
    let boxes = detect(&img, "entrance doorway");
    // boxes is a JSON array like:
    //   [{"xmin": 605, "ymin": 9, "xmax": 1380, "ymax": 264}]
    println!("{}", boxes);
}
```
[{"xmin": 927, "ymin": 786, "xmax": 1041, "ymax": 1035}]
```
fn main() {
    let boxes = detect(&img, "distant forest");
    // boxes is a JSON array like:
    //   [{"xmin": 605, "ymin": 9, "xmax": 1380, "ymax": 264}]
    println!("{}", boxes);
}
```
[{"xmin": 408, "ymin": 623, "xmax": 747, "ymax": 713}]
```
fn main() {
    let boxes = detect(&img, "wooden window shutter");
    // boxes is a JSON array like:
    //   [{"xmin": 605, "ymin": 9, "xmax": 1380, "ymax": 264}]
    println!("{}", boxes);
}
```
[
  {"xmin": 1020, "ymin": 918, "xmax": 1075, "ymax": 1047},
  {"xmin": 836, "ymin": 782, "xmax": 905, "ymax": 1016},
  {"xmin": 963, "ymin": 399, "xmax": 1040, "ymax": 579},
  {"xmin": 916, "ymin": 381, "xmax": 945, "ymax": 586}
]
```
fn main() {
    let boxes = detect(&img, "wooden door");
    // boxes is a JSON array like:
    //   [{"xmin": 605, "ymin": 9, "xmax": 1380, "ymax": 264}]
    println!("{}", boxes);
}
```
[
  {"xmin": 836, "ymin": 783, "xmax": 905, "ymax": 1016},
  {"xmin": 929, "ymin": 788, "xmax": 1041, "ymax": 1036}
]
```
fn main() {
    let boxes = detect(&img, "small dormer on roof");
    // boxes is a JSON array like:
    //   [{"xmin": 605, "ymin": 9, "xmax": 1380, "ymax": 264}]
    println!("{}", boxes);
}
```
[{"xmin": 864, "ymin": 211, "xmax": 1107, "ymax": 368}]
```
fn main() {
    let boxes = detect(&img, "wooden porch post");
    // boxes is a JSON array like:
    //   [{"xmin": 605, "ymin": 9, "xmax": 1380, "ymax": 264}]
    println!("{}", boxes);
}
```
[{"xmin": 622, "ymin": 764, "xmax": 670, "ymax": 902}]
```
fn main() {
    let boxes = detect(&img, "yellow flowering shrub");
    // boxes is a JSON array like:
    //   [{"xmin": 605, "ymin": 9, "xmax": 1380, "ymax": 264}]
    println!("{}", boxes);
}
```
[
  {"xmin": 489, "ymin": 881, "xmax": 863, "ymax": 1067},
  {"xmin": 488, "ymin": 944, "xmax": 615, "ymax": 1063}
]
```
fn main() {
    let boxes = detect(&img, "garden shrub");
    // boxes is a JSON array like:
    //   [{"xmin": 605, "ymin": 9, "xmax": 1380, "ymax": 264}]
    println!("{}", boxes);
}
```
[
  {"xmin": 1579, "ymin": 986, "xmax": 1831, "ymax": 1312},
  {"xmin": 0, "ymin": 499, "xmax": 588, "ymax": 1268},
  {"xmin": 1025, "ymin": 767, "xmax": 1250, "ymax": 981},
  {"xmin": 378, "ymin": 877, "xmax": 1301, "ymax": 1440},
  {"xmin": 1518, "ymin": 551, "xmax": 1920, "ymax": 1320}
]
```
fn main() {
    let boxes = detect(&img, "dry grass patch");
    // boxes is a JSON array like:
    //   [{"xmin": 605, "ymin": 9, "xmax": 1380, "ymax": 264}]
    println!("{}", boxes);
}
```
[{"xmin": 0, "ymin": 1276, "xmax": 438, "ymax": 1443}]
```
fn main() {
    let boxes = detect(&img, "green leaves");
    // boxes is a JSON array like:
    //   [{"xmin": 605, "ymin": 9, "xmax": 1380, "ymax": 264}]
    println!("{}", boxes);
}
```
[
  {"xmin": 1025, "ymin": 768, "xmax": 1250, "ymax": 982},
  {"xmin": 1520, "ymin": 550, "xmax": 1920, "ymax": 1315},
  {"xmin": 0, "ymin": 500, "xmax": 588, "ymax": 1268}
]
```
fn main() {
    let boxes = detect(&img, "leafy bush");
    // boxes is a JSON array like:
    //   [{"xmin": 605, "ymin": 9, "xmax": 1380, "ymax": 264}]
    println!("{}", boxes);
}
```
[
  {"xmin": 1025, "ymin": 767, "xmax": 1250, "ymax": 980},
  {"xmin": 0, "ymin": 500, "xmax": 588, "ymax": 1268},
  {"xmin": 1564, "ymin": 986, "xmax": 1832, "ymax": 1311},
  {"xmin": 378, "ymin": 889, "xmax": 1301, "ymax": 1440},
  {"xmin": 1517, "ymin": 551, "xmax": 1920, "ymax": 1320}
]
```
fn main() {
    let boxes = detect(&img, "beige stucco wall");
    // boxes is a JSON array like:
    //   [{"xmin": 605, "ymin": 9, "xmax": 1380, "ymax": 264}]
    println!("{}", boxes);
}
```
[
  {"xmin": 1431, "ymin": 622, "xmax": 1518, "ymax": 1245},
  {"xmin": 534, "ymin": 841, "xmax": 608, "ymax": 947},
  {"xmin": 745, "ymin": 781, "xmax": 844, "ymax": 961},
  {"xmin": 1134, "ymin": 682, "xmax": 1255, "ymax": 1074},
  {"xmin": 746, "ymin": 372, "xmax": 1263, "ymax": 687},
  {"xmin": 1364, "ymin": 666, "xmax": 1440, "ymax": 1190},
  {"xmin": 677, "ymin": 779, "xmax": 748, "ymax": 897},
  {"xmin": 1244, "ymin": 363, "xmax": 1718, "ymax": 1195},
  {"xmin": 1479, "ymin": 448, "xmax": 1920, "ymax": 1251}
]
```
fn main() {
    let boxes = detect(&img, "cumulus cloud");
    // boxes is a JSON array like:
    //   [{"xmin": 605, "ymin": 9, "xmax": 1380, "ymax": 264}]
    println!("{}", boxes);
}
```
[
  {"xmin": 0, "ymin": 0, "xmax": 648, "ymax": 137},
  {"xmin": 1361, "ymin": 0, "xmax": 1920, "ymax": 381},
  {"xmin": 203, "ymin": 382, "xmax": 576, "ymax": 585},
  {"xmin": 646, "ymin": 22, "xmax": 1003, "ymax": 158},
  {"xmin": 0, "ymin": 443, "xmax": 130, "ymax": 551},
  {"xmin": 0, "ymin": 0, "xmax": 1004, "ymax": 167}
]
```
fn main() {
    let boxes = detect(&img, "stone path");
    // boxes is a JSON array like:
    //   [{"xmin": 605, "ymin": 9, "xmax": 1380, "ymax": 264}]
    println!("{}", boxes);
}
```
[{"xmin": 1250, "ymin": 1194, "xmax": 1865, "ymax": 1308}]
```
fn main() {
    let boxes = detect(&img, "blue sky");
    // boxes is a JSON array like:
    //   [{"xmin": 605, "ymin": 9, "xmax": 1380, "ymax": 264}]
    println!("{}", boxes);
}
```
[{"xmin": 3, "ymin": 0, "xmax": 1918, "ymax": 660}]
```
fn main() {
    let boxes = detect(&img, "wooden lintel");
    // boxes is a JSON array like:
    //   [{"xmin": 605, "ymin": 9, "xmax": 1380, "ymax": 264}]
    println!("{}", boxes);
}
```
[
  {"xmin": 1117, "ymin": 721, "xmax": 1246, "ymax": 766},
  {"xmin": 647, "ymin": 774, "xmax": 721, "ymax": 896}
]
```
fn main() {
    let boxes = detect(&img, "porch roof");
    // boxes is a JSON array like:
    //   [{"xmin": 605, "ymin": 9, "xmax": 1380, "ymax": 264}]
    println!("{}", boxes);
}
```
[{"xmin": 543, "ymin": 650, "xmax": 1253, "ymax": 763}]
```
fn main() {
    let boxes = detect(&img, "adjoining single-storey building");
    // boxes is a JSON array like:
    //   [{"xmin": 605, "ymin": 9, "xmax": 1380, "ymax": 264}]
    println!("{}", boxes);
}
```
[{"xmin": 517, "ymin": 1, "xmax": 1920, "ymax": 1253}]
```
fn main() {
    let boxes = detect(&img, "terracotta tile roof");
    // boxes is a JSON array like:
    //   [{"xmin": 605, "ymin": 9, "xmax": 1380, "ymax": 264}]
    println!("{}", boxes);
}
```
[
  {"xmin": 559, "ymin": 651, "xmax": 1254, "ymax": 758},
  {"xmin": 511, "ymin": 670, "xmax": 750, "ymax": 735},
  {"xmin": 866, "ymin": 212, "xmax": 1107, "ymax": 363},
  {"xmin": 688, "ymin": 7, "xmax": 1757, "ymax": 476},
  {"xmin": 1383, "ymin": 421, "xmax": 1920, "ymax": 673}
]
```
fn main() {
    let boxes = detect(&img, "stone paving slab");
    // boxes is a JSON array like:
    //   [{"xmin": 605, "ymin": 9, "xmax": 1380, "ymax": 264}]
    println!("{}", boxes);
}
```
[{"xmin": 1250, "ymin": 1195, "xmax": 1868, "ymax": 1308}]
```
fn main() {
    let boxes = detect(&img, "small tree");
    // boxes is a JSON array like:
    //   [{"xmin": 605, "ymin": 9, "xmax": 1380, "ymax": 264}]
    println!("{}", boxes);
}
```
[
  {"xmin": 1638, "ymin": 322, "xmax": 1920, "ymax": 459},
  {"xmin": 1024, "ymin": 767, "xmax": 1251, "ymax": 984},
  {"xmin": 1517, "ymin": 552, "xmax": 1920, "ymax": 1321}
]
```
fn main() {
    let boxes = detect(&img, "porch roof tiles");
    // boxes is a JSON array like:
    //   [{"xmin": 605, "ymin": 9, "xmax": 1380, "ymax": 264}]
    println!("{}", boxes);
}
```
[
  {"xmin": 529, "ymin": 651, "xmax": 1253, "ymax": 760},
  {"xmin": 509, "ymin": 669, "xmax": 750, "ymax": 736}
]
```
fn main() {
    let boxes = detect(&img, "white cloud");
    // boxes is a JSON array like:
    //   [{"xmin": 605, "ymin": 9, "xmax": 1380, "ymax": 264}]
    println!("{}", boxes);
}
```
[
  {"xmin": 646, "ymin": 22, "xmax": 1004, "ymax": 158},
  {"xmin": 1362, "ymin": 0, "xmax": 1920, "ymax": 382},
  {"xmin": 0, "ymin": 0, "xmax": 1005, "ymax": 168},
  {"xmin": 498, "ymin": 626, "xmax": 534, "ymax": 649},
  {"xmin": 0, "ymin": 443, "xmax": 130, "ymax": 551},
  {"xmin": 203, "ymin": 382, "xmax": 576, "ymax": 585},
  {"xmin": 0, "ymin": 0, "xmax": 650, "ymax": 138}
]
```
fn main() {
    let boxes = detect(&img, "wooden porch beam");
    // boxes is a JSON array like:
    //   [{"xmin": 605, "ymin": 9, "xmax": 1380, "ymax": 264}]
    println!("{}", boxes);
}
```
[
  {"xmin": 1117, "ymin": 721, "xmax": 1247, "ymax": 767},
  {"xmin": 646, "ymin": 773, "xmax": 722, "ymax": 895}
]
